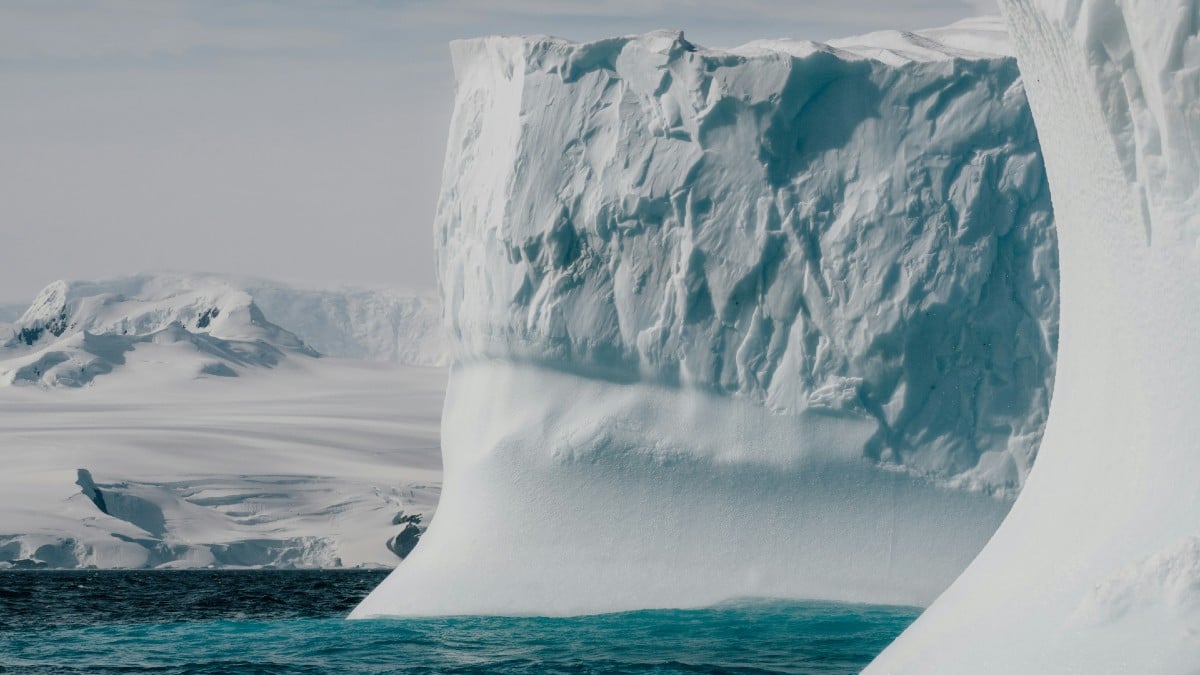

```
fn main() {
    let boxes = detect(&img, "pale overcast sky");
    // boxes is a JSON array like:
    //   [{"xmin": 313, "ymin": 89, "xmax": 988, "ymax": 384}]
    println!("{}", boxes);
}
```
[{"xmin": 0, "ymin": 0, "xmax": 997, "ymax": 302}]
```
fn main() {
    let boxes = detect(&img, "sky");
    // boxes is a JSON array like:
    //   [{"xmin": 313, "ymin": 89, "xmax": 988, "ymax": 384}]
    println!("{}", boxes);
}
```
[{"xmin": 0, "ymin": 0, "xmax": 997, "ymax": 303}]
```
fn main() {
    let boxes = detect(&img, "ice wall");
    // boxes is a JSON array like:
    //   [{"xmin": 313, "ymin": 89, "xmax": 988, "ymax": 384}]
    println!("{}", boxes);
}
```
[
  {"xmin": 869, "ymin": 2, "xmax": 1200, "ymax": 672},
  {"xmin": 354, "ymin": 19, "xmax": 1057, "ymax": 617}
]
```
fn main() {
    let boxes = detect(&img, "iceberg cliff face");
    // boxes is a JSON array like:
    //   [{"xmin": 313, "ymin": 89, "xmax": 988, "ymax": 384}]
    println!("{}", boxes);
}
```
[
  {"xmin": 438, "ymin": 19, "xmax": 1056, "ymax": 491},
  {"xmin": 870, "ymin": 1, "xmax": 1200, "ymax": 672},
  {"xmin": 355, "ymin": 18, "xmax": 1057, "ymax": 617}
]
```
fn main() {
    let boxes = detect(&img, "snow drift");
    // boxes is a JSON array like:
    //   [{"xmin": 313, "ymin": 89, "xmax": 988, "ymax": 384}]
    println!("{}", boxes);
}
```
[
  {"xmin": 869, "ymin": 1, "xmax": 1200, "ymax": 672},
  {"xmin": 354, "ymin": 18, "xmax": 1058, "ymax": 617}
]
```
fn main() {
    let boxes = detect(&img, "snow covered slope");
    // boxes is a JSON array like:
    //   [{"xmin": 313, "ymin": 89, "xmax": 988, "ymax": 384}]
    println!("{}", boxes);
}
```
[
  {"xmin": 0, "ymin": 275, "xmax": 317, "ymax": 387},
  {"xmin": 0, "ymin": 275, "xmax": 444, "ymax": 387},
  {"xmin": 355, "ymin": 18, "xmax": 1058, "ymax": 617},
  {"xmin": 0, "ymin": 358, "xmax": 444, "ymax": 569},
  {"xmin": 241, "ymin": 281, "xmax": 444, "ymax": 366},
  {"xmin": 869, "ymin": 2, "xmax": 1200, "ymax": 672},
  {"xmin": 0, "ymin": 274, "xmax": 447, "ymax": 568}
]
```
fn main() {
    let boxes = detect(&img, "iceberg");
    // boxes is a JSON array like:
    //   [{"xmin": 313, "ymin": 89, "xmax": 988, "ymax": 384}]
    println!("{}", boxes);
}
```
[
  {"xmin": 868, "ymin": 1, "xmax": 1200, "ymax": 672},
  {"xmin": 354, "ymin": 18, "xmax": 1058, "ymax": 617}
]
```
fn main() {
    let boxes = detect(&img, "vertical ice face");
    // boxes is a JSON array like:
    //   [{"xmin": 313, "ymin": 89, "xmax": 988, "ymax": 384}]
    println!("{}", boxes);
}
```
[
  {"xmin": 869, "ymin": 2, "xmax": 1200, "ymax": 672},
  {"xmin": 439, "ymin": 21, "xmax": 1058, "ymax": 493},
  {"xmin": 354, "ymin": 20, "xmax": 1058, "ymax": 618}
]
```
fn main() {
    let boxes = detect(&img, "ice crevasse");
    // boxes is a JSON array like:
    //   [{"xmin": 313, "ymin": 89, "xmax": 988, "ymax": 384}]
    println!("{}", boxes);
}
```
[
  {"xmin": 353, "ymin": 18, "xmax": 1059, "ymax": 617},
  {"xmin": 869, "ymin": 1, "xmax": 1200, "ymax": 672}
]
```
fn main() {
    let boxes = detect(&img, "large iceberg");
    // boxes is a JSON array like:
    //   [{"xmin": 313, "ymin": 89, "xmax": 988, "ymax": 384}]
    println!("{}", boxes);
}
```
[
  {"xmin": 868, "ymin": 1, "xmax": 1200, "ymax": 672},
  {"xmin": 354, "ymin": 18, "xmax": 1058, "ymax": 617}
]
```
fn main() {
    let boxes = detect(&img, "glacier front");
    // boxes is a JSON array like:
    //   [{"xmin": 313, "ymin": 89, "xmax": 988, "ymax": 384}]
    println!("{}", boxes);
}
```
[
  {"xmin": 354, "ymin": 18, "xmax": 1058, "ymax": 617},
  {"xmin": 869, "ymin": 1, "xmax": 1200, "ymax": 672}
]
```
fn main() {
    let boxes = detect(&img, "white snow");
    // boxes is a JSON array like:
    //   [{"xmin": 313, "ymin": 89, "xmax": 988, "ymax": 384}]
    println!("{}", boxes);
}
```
[
  {"xmin": 1073, "ymin": 537, "xmax": 1200, "ymax": 629},
  {"xmin": 0, "ymin": 274, "xmax": 444, "ymax": 388},
  {"xmin": 355, "ymin": 18, "xmax": 1058, "ymax": 617},
  {"xmin": 355, "ymin": 361, "xmax": 1013, "ymax": 616},
  {"xmin": 0, "ymin": 354, "xmax": 445, "ymax": 569},
  {"xmin": 239, "ymin": 280, "xmax": 444, "ymax": 366},
  {"xmin": 0, "ymin": 274, "xmax": 446, "ymax": 568},
  {"xmin": 868, "ymin": 1, "xmax": 1200, "ymax": 672}
]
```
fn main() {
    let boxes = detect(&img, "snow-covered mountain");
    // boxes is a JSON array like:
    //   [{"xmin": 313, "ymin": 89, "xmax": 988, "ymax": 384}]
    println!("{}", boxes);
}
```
[
  {"xmin": 0, "ymin": 359, "xmax": 444, "ymax": 569},
  {"xmin": 0, "ymin": 274, "xmax": 446, "ymax": 569},
  {"xmin": 0, "ymin": 274, "xmax": 444, "ymax": 387},
  {"xmin": 870, "ymin": 1, "xmax": 1200, "ymax": 672},
  {"xmin": 356, "ymin": 17, "xmax": 1059, "ymax": 618},
  {"xmin": 1, "ymin": 276, "xmax": 316, "ymax": 387}
]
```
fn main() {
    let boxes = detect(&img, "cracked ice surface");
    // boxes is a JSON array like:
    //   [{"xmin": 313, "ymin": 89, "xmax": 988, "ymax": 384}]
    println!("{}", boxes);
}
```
[{"xmin": 355, "ymin": 18, "xmax": 1059, "ymax": 617}]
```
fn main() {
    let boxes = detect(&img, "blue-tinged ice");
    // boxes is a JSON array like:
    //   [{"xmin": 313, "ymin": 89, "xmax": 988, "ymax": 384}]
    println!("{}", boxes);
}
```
[{"xmin": 355, "ymin": 17, "xmax": 1059, "ymax": 617}]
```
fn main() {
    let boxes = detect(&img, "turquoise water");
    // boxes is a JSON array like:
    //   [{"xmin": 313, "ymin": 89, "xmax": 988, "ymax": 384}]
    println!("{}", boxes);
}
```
[{"xmin": 0, "ymin": 571, "xmax": 919, "ymax": 673}]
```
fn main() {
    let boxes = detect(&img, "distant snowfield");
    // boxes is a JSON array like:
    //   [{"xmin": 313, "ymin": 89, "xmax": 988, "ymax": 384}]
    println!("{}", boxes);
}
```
[
  {"xmin": 0, "ymin": 356, "xmax": 445, "ymax": 569},
  {"xmin": 0, "ymin": 275, "xmax": 446, "ymax": 569}
]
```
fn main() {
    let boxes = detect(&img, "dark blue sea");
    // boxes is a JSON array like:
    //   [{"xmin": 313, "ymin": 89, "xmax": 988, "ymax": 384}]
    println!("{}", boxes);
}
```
[{"xmin": 0, "ymin": 571, "xmax": 918, "ymax": 674}]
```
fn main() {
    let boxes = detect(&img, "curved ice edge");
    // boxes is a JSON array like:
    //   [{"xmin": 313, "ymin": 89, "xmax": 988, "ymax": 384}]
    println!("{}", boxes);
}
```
[
  {"xmin": 352, "ymin": 361, "xmax": 1011, "ymax": 618},
  {"xmin": 868, "ymin": 0, "xmax": 1200, "ymax": 671}
]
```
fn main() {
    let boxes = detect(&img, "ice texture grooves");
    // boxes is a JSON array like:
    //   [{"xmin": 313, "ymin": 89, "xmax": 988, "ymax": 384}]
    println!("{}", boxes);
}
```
[
  {"xmin": 436, "ymin": 20, "xmax": 1056, "ymax": 492},
  {"xmin": 869, "ymin": 2, "xmax": 1200, "ymax": 672},
  {"xmin": 355, "ymin": 19, "xmax": 1055, "ymax": 617}
]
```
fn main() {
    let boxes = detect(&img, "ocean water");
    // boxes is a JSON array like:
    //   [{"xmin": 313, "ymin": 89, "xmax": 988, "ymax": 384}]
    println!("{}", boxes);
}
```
[{"xmin": 0, "ymin": 570, "xmax": 919, "ymax": 674}]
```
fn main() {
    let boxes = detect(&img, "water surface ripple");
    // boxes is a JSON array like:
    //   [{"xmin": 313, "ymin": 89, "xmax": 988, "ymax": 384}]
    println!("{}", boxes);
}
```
[{"xmin": 0, "ymin": 570, "xmax": 918, "ymax": 674}]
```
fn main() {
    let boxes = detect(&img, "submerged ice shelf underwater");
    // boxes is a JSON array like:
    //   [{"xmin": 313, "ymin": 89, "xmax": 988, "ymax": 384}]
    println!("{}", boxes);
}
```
[{"xmin": 354, "ymin": 17, "xmax": 1059, "ymax": 617}]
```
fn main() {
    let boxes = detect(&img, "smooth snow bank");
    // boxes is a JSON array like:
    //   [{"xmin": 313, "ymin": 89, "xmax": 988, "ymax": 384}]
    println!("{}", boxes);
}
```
[
  {"xmin": 742, "ymin": 17, "xmax": 1014, "ymax": 64},
  {"xmin": 1, "ymin": 275, "xmax": 316, "ymax": 387},
  {"xmin": 356, "ymin": 20, "xmax": 1056, "ymax": 617},
  {"xmin": 869, "ymin": 1, "xmax": 1200, "ymax": 672},
  {"xmin": 0, "ymin": 357, "xmax": 444, "ymax": 569},
  {"xmin": 0, "ymin": 274, "xmax": 444, "ymax": 386},
  {"xmin": 354, "ymin": 362, "xmax": 1010, "ymax": 616}
]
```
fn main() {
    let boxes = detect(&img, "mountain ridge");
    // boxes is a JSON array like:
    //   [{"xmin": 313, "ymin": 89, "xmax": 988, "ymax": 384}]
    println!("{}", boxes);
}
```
[{"xmin": 0, "ymin": 274, "xmax": 444, "ymax": 387}]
